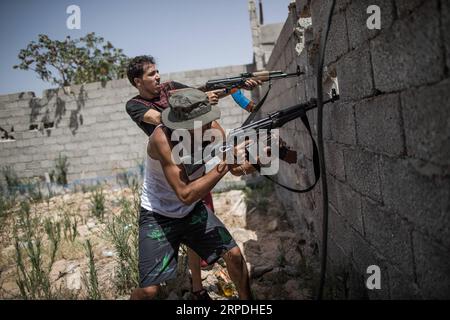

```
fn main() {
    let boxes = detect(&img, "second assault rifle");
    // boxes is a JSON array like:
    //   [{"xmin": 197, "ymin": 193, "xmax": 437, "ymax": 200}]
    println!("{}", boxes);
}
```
[{"xmin": 182, "ymin": 90, "xmax": 340, "ymax": 192}]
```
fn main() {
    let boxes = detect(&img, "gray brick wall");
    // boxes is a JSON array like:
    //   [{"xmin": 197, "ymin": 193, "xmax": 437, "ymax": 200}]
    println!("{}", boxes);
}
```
[
  {"xmin": 265, "ymin": 0, "xmax": 450, "ymax": 299},
  {"xmin": 0, "ymin": 64, "xmax": 252, "ymax": 185}
]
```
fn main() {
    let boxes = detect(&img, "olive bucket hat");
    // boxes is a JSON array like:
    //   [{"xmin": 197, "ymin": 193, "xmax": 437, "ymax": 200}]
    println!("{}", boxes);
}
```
[{"xmin": 161, "ymin": 88, "xmax": 221, "ymax": 130}]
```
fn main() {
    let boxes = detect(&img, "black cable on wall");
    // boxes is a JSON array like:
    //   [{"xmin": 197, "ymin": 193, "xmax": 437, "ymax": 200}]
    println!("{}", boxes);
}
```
[{"xmin": 316, "ymin": 0, "xmax": 336, "ymax": 300}]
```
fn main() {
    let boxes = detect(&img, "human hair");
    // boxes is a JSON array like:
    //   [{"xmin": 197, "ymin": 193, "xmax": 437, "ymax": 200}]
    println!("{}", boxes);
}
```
[{"xmin": 127, "ymin": 55, "xmax": 156, "ymax": 87}]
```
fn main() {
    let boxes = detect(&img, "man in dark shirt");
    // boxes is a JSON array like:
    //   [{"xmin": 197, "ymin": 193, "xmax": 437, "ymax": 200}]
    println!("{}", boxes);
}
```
[{"xmin": 125, "ymin": 55, "xmax": 260, "ymax": 299}]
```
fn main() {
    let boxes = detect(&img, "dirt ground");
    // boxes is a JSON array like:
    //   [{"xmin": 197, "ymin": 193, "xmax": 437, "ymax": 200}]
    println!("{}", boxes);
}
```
[{"xmin": 0, "ymin": 182, "xmax": 317, "ymax": 300}]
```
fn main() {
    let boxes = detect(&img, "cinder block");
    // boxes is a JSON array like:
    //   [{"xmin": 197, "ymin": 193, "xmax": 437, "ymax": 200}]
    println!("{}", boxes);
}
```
[
  {"xmin": 48, "ymin": 144, "xmax": 64, "ymax": 153},
  {"xmin": 10, "ymin": 105, "xmax": 29, "ymax": 116},
  {"xmin": 69, "ymin": 157, "xmax": 81, "ymax": 166},
  {"xmin": 22, "ymin": 170, "xmax": 36, "ymax": 178},
  {"xmin": 335, "ymin": 0, "xmax": 352, "ymax": 13},
  {"xmin": 329, "ymin": 205, "xmax": 352, "ymax": 256},
  {"xmin": 355, "ymin": 93, "xmax": 405, "ymax": 156},
  {"xmin": 343, "ymin": 148, "xmax": 382, "ymax": 202},
  {"xmin": 294, "ymin": 80, "xmax": 308, "ymax": 104},
  {"xmin": 336, "ymin": 178, "xmax": 364, "ymax": 234},
  {"xmin": 275, "ymin": 49, "xmax": 287, "ymax": 76},
  {"xmin": 362, "ymin": 197, "xmax": 414, "ymax": 277},
  {"xmin": 17, "ymin": 154, "xmax": 33, "ymax": 163},
  {"xmin": 296, "ymin": 48, "xmax": 309, "ymax": 74},
  {"xmin": 39, "ymin": 160, "xmax": 53, "ymax": 169},
  {"xmin": 5, "ymin": 117, "xmax": 23, "ymax": 128},
  {"xmin": 64, "ymin": 143, "xmax": 79, "ymax": 151},
  {"xmin": 442, "ymin": 0, "xmax": 450, "ymax": 71},
  {"xmin": 310, "ymin": 0, "xmax": 326, "ymax": 34},
  {"xmin": 413, "ymin": 231, "xmax": 450, "ymax": 299},
  {"xmin": 325, "ymin": 12, "xmax": 349, "ymax": 65},
  {"xmin": 346, "ymin": 265, "xmax": 369, "ymax": 299},
  {"xmin": 2, "ymin": 101, "xmax": 19, "ymax": 110},
  {"xmin": 266, "ymin": 44, "xmax": 281, "ymax": 71},
  {"xmin": 111, "ymin": 129, "xmax": 128, "ymax": 138},
  {"xmin": 0, "ymin": 148, "xmax": 11, "ymax": 158},
  {"xmin": 346, "ymin": 0, "xmax": 395, "ymax": 50},
  {"xmin": 284, "ymin": 38, "xmax": 296, "ymax": 69},
  {"xmin": 350, "ymin": 231, "xmax": 391, "ymax": 299},
  {"xmin": 327, "ymin": 240, "xmax": 351, "ymax": 276},
  {"xmin": 94, "ymin": 154, "xmax": 110, "ymax": 163},
  {"xmin": 319, "ymin": 101, "xmax": 333, "ymax": 141},
  {"xmin": 32, "ymin": 153, "xmax": 47, "ymax": 162},
  {"xmin": 395, "ymin": 0, "xmax": 427, "ymax": 18},
  {"xmin": 387, "ymin": 264, "xmax": 422, "ymax": 299},
  {"xmin": 279, "ymin": 17, "xmax": 294, "ymax": 57},
  {"xmin": 329, "ymin": 102, "xmax": 357, "ymax": 145},
  {"xmin": 81, "ymin": 157, "xmax": 95, "ymax": 165},
  {"xmin": 86, "ymin": 89, "xmax": 107, "ymax": 100},
  {"xmin": 25, "ymin": 161, "xmax": 42, "ymax": 170},
  {"xmin": 110, "ymin": 78, "xmax": 130, "ymax": 89},
  {"xmin": 370, "ymin": 0, "xmax": 444, "ymax": 92},
  {"xmin": 82, "ymin": 82, "xmax": 102, "ymax": 91},
  {"xmin": 378, "ymin": 156, "xmax": 450, "ymax": 247},
  {"xmin": 324, "ymin": 142, "xmax": 346, "ymax": 181},
  {"xmin": 304, "ymin": 76, "xmax": 317, "ymax": 100},
  {"xmin": 0, "ymin": 94, "xmax": 13, "ymax": 103},
  {"xmin": 337, "ymin": 43, "xmax": 374, "ymax": 101},
  {"xmin": 401, "ymin": 79, "xmax": 450, "ymax": 166}
]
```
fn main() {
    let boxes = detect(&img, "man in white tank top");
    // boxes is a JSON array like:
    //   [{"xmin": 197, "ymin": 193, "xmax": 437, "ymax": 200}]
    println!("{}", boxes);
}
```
[{"xmin": 131, "ymin": 88, "xmax": 255, "ymax": 300}]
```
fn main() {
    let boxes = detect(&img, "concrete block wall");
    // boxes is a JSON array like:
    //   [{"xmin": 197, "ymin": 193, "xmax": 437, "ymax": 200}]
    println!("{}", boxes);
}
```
[
  {"xmin": 260, "ymin": 0, "xmax": 450, "ymax": 299},
  {"xmin": 0, "ymin": 64, "xmax": 252, "ymax": 184}
]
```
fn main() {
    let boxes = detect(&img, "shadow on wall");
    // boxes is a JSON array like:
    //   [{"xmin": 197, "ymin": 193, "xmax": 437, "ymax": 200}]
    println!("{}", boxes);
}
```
[{"xmin": 28, "ymin": 85, "xmax": 87, "ymax": 136}]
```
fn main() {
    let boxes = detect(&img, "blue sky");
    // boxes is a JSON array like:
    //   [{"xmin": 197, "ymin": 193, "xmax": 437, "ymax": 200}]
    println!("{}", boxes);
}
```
[{"xmin": 0, "ymin": 0, "xmax": 291, "ymax": 96}]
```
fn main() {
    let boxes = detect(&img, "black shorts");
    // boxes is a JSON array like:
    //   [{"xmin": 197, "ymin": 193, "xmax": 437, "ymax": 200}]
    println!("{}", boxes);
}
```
[{"xmin": 138, "ymin": 201, "xmax": 237, "ymax": 288}]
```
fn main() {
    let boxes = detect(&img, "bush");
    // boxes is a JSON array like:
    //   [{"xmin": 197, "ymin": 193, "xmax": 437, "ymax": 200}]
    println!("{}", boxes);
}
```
[
  {"xmin": 106, "ymin": 196, "xmax": 139, "ymax": 293},
  {"xmin": 82, "ymin": 240, "xmax": 101, "ymax": 300},
  {"xmin": 90, "ymin": 186, "xmax": 105, "ymax": 220},
  {"xmin": 2, "ymin": 165, "xmax": 20, "ymax": 194},
  {"xmin": 14, "ymin": 201, "xmax": 55, "ymax": 299},
  {"xmin": 52, "ymin": 154, "xmax": 69, "ymax": 186}
]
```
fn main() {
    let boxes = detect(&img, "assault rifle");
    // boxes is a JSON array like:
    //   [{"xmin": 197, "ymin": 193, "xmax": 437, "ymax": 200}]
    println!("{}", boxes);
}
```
[
  {"xmin": 202, "ymin": 65, "xmax": 303, "ymax": 92},
  {"xmin": 182, "ymin": 90, "xmax": 340, "ymax": 187}
]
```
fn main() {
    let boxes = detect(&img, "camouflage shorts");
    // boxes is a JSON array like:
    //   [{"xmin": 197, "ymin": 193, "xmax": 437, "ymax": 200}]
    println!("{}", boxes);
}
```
[{"xmin": 138, "ymin": 201, "xmax": 237, "ymax": 288}]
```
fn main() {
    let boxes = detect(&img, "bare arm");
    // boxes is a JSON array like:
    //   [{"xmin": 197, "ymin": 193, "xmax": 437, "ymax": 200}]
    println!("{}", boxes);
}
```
[
  {"xmin": 149, "ymin": 126, "xmax": 230, "ymax": 205},
  {"xmin": 143, "ymin": 108, "xmax": 161, "ymax": 125}
]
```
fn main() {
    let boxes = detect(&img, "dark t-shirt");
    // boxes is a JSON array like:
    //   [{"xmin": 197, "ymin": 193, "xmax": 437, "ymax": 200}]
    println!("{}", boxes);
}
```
[{"xmin": 125, "ymin": 81, "xmax": 189, "ymax": 136}]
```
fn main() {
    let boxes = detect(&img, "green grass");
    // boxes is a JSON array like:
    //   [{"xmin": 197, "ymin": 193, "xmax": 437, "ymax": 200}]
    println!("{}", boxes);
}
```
[
  {"xmin": 52, "ymin": 154, "xmax": 69, "ymax": 186},
  {"xmin": 13, "ymin": 201, "xmax": 54, "ymax": 299},
  {"xmin": 106, "ymin": 195, "xmax": 139, "ymax": 294},
  {"xmin": 62, "ymin": 208, "xmax": 78, "ymax": 242},
  {"xmin": 43, "ymin": 218, "xmax": 62, "ymax": 268},
  {"xmin": 82, "ymin": 239, "xmax": 101, "ymax": 300},
  {"xmin": 2, "ymin": 165, "xmax": 20, "ymax": 194},
  {"xmin": 90, "ymin": 186, "xmax": 105, "ymax": 221}
]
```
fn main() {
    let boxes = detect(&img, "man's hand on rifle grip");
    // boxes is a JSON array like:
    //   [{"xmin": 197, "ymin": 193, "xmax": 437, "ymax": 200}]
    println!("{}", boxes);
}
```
[
  {"xmin": 242, "ymin": 79, "xmax": 262, "ymax": 90},
  {"xmin": 206, "ymin": 90, "xmax": 220, "ymax": 105}
]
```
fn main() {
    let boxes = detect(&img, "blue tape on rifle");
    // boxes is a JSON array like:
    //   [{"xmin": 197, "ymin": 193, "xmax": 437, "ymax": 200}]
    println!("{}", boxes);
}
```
[{"xmin": 231, "ymin": 89, "xmax": 251, "ymax": 110}]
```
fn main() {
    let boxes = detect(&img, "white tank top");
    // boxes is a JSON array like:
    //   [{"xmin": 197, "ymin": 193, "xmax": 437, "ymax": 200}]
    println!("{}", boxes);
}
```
[{"xmin": 140, "ymin": 127, "xmax": 199, "ymax": 218}]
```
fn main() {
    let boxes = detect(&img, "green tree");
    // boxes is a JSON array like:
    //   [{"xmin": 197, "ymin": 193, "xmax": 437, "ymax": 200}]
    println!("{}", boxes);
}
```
[{"xmin": 13, "ymin": 32, "xmax": 129, "ymax": 87}]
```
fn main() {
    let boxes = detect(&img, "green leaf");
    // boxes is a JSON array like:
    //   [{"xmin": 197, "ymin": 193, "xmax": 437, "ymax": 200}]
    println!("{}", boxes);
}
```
[{"xmin": 14, "ymin": 33, "xmax": 129, "ymax": 87}]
